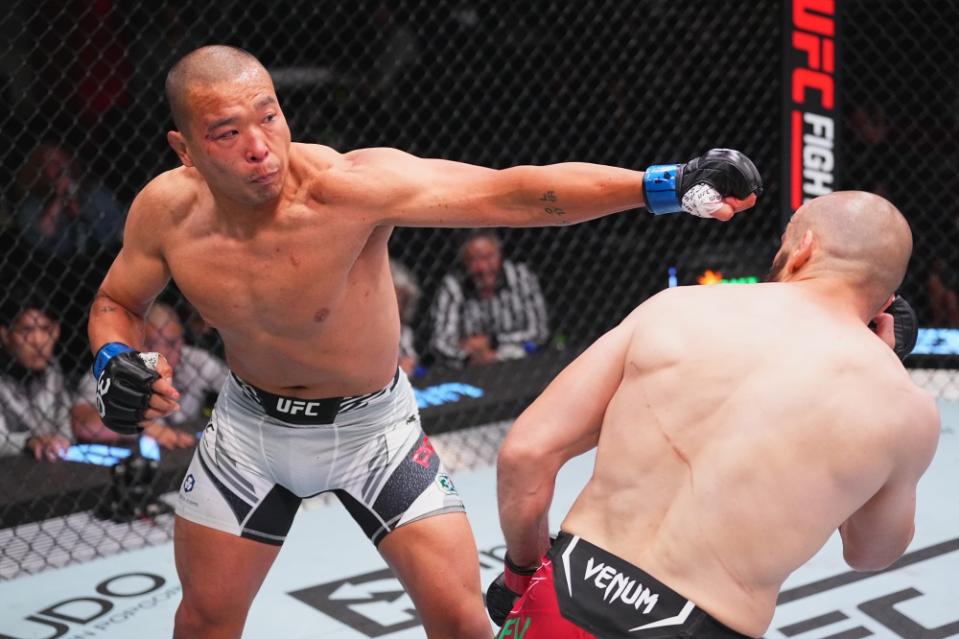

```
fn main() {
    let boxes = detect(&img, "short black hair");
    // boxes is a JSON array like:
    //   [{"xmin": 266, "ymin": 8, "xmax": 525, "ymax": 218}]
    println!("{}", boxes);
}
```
[
  {"xmin": 165, "ymin": 45, "xmax": 268, "ymax": 134},
  {"xmin": 0, "ymin": 285, "xmax": 57, "ymax": 327}
]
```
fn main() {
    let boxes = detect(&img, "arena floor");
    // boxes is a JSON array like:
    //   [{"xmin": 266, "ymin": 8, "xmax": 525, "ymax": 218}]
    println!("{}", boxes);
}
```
[{"xmin": 1, "ymin": 393, "xmax": 957, "ymax": 639}]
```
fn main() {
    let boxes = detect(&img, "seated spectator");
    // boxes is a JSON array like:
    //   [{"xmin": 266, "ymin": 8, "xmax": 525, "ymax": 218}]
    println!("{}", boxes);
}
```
[
  {"xmin": 0, "ymin": 295, "xmax": 75, "ymax": 461},
  {"xmin": 75, "ymin": 302, "xmax": 228, "ymax": 447},
  {"xmin": 430, "ymin": 230, "xmax": 549, "ymax": 367},
  {"xmin": 390, "ymin": 259, "xmax": 421, "ymax": 376},
  {"xmin": 13, "ymin": 142, "xmax": 125, "ymax": 259}
]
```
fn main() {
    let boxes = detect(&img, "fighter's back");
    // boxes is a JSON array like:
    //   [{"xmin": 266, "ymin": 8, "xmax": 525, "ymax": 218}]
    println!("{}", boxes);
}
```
[{"xmin": 562, "ymin": 282, "xmax": 929, "ymax": 635}]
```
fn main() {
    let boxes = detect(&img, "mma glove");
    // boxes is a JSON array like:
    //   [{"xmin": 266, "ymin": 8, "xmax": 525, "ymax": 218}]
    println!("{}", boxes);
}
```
[
  {"xmin": 93, "ymin": 342, "xmax": 160, "ymax": 434},
  {"xmin": 486, "ymin": 552, "xmax": 539, "ymax": 627},
  {"xmin": 887, "ymin": 296, "xmax": 918, "ymax": 361},
  {"xmin": 643, "ymin": 148, "xmax": 763, "ymax": 217}
]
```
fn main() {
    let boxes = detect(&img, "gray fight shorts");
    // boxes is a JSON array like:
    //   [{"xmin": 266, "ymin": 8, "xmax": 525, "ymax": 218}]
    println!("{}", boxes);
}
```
[{"xmin": 175, "ymin": 369, "xmax": 464, "ymax": 546}]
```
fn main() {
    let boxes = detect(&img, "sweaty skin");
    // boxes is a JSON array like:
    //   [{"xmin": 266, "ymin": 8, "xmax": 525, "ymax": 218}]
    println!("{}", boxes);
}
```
[{"xmin": 499, "ymin": 278, "xmax": 940, "ymax": 637}]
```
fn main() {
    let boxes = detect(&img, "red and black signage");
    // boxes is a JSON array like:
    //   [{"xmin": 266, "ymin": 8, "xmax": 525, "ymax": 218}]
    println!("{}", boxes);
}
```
[{"xmin": 782, "ymin": 0, "xmax": 840, "ymax": 221}]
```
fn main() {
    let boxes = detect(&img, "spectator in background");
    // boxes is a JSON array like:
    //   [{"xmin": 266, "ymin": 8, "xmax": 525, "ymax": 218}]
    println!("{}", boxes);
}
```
[
  {"xmin": 430, "ymin": 230, "xmax": 549, "ymax": 367},
  {"xmin": 390, "ymin": 259, "xmax": 421, "ymax": 376},
  {"xmin": 0, "ymin": 295, "xmax": 74, "ymax": 461},
  {"xmin": 13, "ymin": 142, "xmax": 125, "ymax": 259},
  {"xmin": 75, "ymin": 302, "xmax": 227, "ymax": 448}
]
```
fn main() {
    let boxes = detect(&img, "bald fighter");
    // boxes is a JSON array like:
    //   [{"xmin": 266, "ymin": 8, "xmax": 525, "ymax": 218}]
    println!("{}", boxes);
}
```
[
  {"xmin": 87, "ymin": 45, "xmax": 760, "ymax": 639},
  {"xmin": 491, "ymin": 191, "xmax": 940, "ymax": 638}
]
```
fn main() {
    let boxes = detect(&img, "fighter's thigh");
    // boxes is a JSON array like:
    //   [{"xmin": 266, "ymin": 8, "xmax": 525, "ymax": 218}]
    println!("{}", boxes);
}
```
[
  {"xmin": 174, "ymin": 515, "xmax": 281, "ymax": 617},
  {"xmin": 377, "ymin": 512, "xmax": 487, "ymax": 632}
]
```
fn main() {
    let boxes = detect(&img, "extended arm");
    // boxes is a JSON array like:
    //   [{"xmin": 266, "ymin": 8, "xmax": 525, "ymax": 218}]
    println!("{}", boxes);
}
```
[{"xmin": 338, "ymin": 147, "xmax": 761, "ymax": 228}]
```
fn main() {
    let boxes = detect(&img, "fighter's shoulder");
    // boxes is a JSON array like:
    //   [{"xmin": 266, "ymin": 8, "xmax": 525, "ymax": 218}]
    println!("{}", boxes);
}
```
[
  {"xmin": 875, "ymin": 375, "xmax": 941, "ymax": 466},
  {"xmin": 851, "ymin": 346, "xmax": 940, "ymax": 435},
  {"xmin": 291, "ymin": 142, "xmax": 370, "ymax": 197},
  {"xmin": 295, "ymin": 143, "xmax": 412, "ymax": 206},
  {"xmin": 129, "ymin": 167, "xmax": 200, "ymax": 227},
  {"xmin": 615, "ymin": 287, "xmax": 690, "ymax": 339},
  {"xmin": 339, "ymin": 145, "xmax": 413, "ymax": 166},
  {"xmin": 884, "ymin": 372, "xmax": 940, "ymax": 430},
  {"xmin": 292, "ymin": 142, "xmax": 347, "ymax": 171},
  {"xmin": 622, "ymin": 285, "xmax": 707, "ymax": 320}
]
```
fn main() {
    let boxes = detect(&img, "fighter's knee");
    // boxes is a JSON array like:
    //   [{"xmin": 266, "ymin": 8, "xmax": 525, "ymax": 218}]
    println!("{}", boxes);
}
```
[
  {"xmin": 174, "ymin": 600, "xmax": 244, "ymax": 639},
  {"xmin": 423, "ymin": 604, "xmax": 493, "ymax": 639}
]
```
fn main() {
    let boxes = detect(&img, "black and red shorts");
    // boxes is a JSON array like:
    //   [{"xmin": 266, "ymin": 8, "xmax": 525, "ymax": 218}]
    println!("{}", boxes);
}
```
[{"xmin": 497, "ymin": 532, "xmax": 751, "ymax": 639}]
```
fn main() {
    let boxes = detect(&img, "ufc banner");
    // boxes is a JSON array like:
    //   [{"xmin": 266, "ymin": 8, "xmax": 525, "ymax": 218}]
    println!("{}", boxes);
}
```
[{"xmin": 782, "ymin": 0, "xmax": 841, "ymax": 221}]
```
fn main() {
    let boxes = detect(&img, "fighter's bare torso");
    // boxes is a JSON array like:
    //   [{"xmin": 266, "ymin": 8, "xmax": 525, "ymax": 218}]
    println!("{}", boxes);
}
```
[
  {"xmin": 145, "ymin": 143, "xmax": 401, "ymax": 397},
  {"xmin": 560, "ymin": 283, "xmax": 935, "ymax": 636}
]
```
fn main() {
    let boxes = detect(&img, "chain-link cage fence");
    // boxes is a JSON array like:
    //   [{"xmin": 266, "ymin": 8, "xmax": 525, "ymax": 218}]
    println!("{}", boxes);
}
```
[{"xmin": 0, "ymin": 0, "xmax": 953, "ymax": 580}]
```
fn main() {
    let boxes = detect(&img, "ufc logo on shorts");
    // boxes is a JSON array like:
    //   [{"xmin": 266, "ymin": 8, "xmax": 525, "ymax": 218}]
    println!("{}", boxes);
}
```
[
  {"xmin": 96, "ymin": 377, "xmax": 112, "ymax": 417},
  {"xmin": 276, "ymin": 397, "xmax": 322, "ymax": 416}
]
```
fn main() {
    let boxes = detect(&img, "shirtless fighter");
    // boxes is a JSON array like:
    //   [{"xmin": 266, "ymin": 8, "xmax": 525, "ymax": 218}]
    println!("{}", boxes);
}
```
[
  {"xmin": 491, "ymin": 191, "xmax": 940, "ymax": 638},
  {"xmin": 87, "ymin": 45, "xmax": 760, "ymax": 639}
]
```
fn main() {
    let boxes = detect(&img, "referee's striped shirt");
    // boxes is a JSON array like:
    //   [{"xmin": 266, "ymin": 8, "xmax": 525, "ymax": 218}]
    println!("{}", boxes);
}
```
[{"xmin": 429, "ymin": 259, "xmax": 549, "ymax": 366}]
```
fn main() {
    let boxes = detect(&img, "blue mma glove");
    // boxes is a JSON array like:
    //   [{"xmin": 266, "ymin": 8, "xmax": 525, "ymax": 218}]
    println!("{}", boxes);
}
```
[
  {"xmin": 93, "ymin": 343, "xmax": 160, "ymax": 434},
  {"xmin": 643, "ymin": 148, "xmax": 763, "ymax": 217}
]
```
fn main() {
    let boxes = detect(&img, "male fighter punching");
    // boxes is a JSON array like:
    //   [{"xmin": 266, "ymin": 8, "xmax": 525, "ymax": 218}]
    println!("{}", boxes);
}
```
[
  {"xmin": 490, "ymin": 191, "xmax": 939, "ymax": 638},
  {"xmin": 87, "ymin": 45, "xmax": 761, "ymax": 639}
]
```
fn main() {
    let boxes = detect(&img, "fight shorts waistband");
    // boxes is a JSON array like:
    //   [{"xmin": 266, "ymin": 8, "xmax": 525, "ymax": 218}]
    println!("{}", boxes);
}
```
[
  {"xmin": 549, "ymin": 532, "xmax": 750, "ymax": 638},
  {"xmin": 230, "ymin": 369, "xmax": 401, "ymax": 426}
]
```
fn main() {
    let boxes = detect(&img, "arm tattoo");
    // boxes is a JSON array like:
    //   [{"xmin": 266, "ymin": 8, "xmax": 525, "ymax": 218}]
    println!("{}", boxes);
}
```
[
  {"xmin": 92, "ymin": 293, "xmax": 133, "ymax": 320},
  {"xmin": 540, "ymin": 191, "xmax": 566, "ymax": 216}
]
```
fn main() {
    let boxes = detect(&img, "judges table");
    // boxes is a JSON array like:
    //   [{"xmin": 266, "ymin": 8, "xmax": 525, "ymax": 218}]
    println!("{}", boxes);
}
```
[{"xmin": 0, "ymin": 348, "xmax": 579, "ymax": 529}]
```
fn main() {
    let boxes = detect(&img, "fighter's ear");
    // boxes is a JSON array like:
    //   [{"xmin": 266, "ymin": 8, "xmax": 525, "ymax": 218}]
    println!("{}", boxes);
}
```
[
  {"xmin": 166, "ymin": 130, "xmax": 195, "ymax": 168},
  {"xmin": 789, "ymin": 229, "xmax": 815, "ymax": 273}
]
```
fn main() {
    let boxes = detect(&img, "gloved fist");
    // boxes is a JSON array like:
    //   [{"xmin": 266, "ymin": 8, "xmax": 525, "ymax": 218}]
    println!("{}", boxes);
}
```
[
  {"xmin": 889, "ymin": 296, "xmax": 919, "ymax": 360},
  {"xmin": 485, "ymin": 554, "xmax": 538, "ymax": 627},
  {"xmin": 644, "ymin": 148, "xmax": 763, "ymax": 219},
  {"xmin": 95, "ymin": 348, "xmax": 161, "ymax": 434},
  {"xmin": 871, "ymin": 296, "xmax": 918, "ymax": 361}
]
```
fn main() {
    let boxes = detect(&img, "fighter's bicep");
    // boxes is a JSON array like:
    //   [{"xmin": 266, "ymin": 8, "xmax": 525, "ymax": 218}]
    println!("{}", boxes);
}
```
[
  {"xmin": 341, "ymin": 148, "xmax": 501, "ymax": 226},
  {"xmin": 98, "ymin": 180, "xmax": 175, "ymax": 312},
  {"xmin": 98, "ymin": 246, "xmax": 171, "ymax": 315}
]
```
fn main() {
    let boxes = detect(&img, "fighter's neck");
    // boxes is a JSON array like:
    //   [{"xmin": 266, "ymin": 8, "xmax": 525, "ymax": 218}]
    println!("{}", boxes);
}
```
[
  {"xmin": 783, "ymin": 278, "xmax": 879, "ymax": 324},
  {"xmin": 207, "ymin": 163, "xmax": 306, "ymax": 234}
]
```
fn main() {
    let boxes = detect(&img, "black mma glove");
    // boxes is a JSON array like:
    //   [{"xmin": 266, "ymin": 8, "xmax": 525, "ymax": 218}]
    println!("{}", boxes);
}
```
[
  {"xmin": 643, "ymin": 148, "xmax": 763, "ymax": 217},
  {"xmin": 93, "ymin": 343, "xmax": 160, "ymax": 434},
  {"xmin": 486, "ymin": 553, "xmax": 538, "ymax": 627},
  {"xmin": 887, "ymin": 296, "xmax": 918, "ymax": 361}
]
